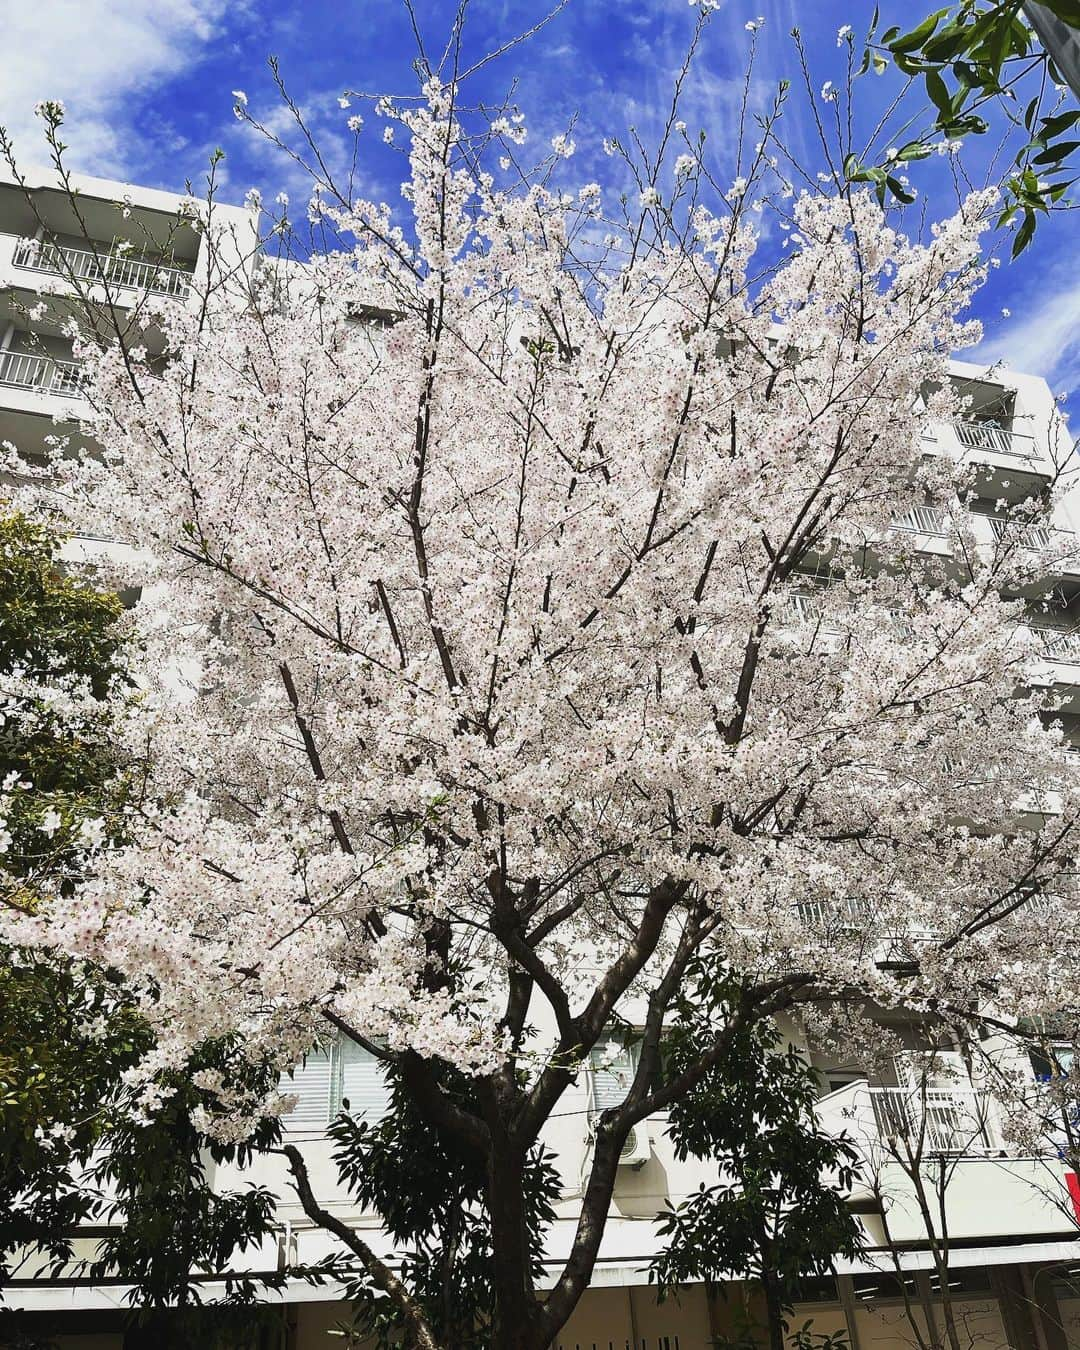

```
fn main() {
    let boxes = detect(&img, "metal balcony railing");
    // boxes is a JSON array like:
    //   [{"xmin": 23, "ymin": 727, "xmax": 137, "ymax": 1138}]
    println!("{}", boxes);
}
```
[
  {"xmin": 796, "ymin": 896, "xmax": 869, "ymax": 927},
  {"xmin": 1033, "ymin": 627, "xmax": 1080, "ymax": 664},
  {"xmin": 870, "ymin": 1086, "xmax": 995, "ymax": 1154},
  {"xmin": 0, "ymin": 349, "xmax": 86, "ymax": 398},
  {"xmin": 952, "ymin": 419, "xmax": 1034, "ymax": 459},
  {"xmin": 891, "ymin": 505, "xmax": 949, "ymax": 535},
  {"xmin": 989, "ymin": 517, "xmax": 1055, "ymax": 551},
  {"xmin": 11, "ymin": 237, "xmax": 192, "ymax": 298}
]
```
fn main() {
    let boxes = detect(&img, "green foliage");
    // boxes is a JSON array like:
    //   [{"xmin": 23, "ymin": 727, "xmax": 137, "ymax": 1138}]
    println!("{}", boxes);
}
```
[
  {"xmin": 845, "ymin": 2, "xmax": 1079, "ymax": 252},
  {"xmin": 0, "ymin": 513, "xmax": 282, "ymax": 1320},
  {"xmin": 0, "ymin": 952, "xmax": 148, "ymax": 1280},
  {"xmin": 0, "ymin": 511, "xmax": 130, "ymax": 891},
  {"xmin": 84, "ymin": 1037, "xmax": 284, "ymax": 1305},
  {"xmin": 652, "ymin": 958, "xmax": 862, "ymax": 1348},
  {"xmin": 0, "ymin": 510, "xmax": 140, "ymax": 1282},
  {"xmin": 328, "ymin": 1058, "xmax": 561, "ymax": 1349}
]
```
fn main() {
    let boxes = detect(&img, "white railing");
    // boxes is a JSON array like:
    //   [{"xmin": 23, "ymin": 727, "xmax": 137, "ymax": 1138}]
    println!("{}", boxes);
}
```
[
  {"xmin": 1033, "ymin": 627, "xmax": 1080, "ymax": 665},
  {"xmin": 988, "ymin": 517, "xmax": 1055, "ymax": 551},
  {"xmin": 0, "ymin": 349, "xmax": 86, "ymax": 398},
  {"xmin": 786, "ymin": 591, "xmax": 825, "ymax": 623},
  {"xmin": 796, "ymin": 896, "xmax": 869, "ymax": 927},
  {"xmin": 870, "ymin": 1086, "xmax": 994, "ymax": 1154},
  {"xmin": 10, "ymin": 237, "xmax": 192, "ymax": 298},
  {"xmin": 952, "ymin": 419, "xmax": 1035, "ymax": 459},
  {"xmin": 891, "ymin": 505, "xmax": 949, "ymax": 536}
]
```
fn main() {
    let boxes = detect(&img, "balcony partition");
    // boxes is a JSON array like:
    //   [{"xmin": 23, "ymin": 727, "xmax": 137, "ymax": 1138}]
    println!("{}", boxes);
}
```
[
  {"xmin": 870, "ymin": 1086, "xmax": 995, "ymax": 1154},
  {"xmin": 817, "ymin": 1079, "xmax": 998, "ymax": 1157}
]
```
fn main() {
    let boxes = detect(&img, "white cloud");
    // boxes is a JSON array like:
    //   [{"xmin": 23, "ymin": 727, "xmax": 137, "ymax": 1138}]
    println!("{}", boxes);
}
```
[
  {"xmin": 975, "ymin": 271, "xmax": 1080, "ymax": 399},
  {"xmin": 0, "ymin": 0, "xmax": 235, "ymax": 179}
]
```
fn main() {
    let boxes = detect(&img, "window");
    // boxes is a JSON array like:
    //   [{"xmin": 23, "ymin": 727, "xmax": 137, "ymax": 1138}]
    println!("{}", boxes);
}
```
[
  {"xmin": 1031, "ymin": 1043, "xmax": 1076, "ymax": 1081},
  {"xmin": 280, "ymin": 1035, "xmax": 391, "ymax": 1130},
  {"xmin": 587, "ymin": 1036, "xmax": 641, "ymax": 1112},
  {"xmin": 820, "ymin": 1070, "xmax": 864, "ymax": 1097}
]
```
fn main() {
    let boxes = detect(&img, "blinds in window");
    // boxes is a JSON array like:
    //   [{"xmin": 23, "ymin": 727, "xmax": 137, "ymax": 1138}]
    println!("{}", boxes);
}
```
[
  {"xmin": 334, "ymin": 1037, "xmax": 392, "ymax": 1122},
  {"xmin": 588, "ymin": 1039, "xmax": 639, "ymax": 1112},
  {"xmin": 280, "ymin": 1047, "xmax": 334, "ymax": 1130}
]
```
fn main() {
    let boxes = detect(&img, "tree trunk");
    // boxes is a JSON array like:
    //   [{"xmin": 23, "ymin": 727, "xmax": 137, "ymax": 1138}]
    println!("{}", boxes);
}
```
[
  {"xmin": 486, "ymin": 1137, "xmax": 542, "ymax": 1350},
  {"xmin": 762, "ymin": 1274, "xmax": 787, "ymax": 1350}
]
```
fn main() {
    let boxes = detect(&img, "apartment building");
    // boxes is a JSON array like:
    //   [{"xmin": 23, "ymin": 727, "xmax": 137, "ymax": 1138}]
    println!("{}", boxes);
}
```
[
  {"xmin": 0, "ymin": 161, "xmax": 257, "ymax": 460},
  {"xmin": 3, "ymin": 165, "xmax": 1080, "ymax": 1350}
]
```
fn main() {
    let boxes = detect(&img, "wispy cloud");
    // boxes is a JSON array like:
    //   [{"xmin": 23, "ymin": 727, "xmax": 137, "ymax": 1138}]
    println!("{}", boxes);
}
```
[
  {"xmin": 0, "ymin": 0, "xmax": 243, "ymax": 179},
  {"xmin": 974, "ymin": 259, "xmax": 1080, "ymax": 406}
]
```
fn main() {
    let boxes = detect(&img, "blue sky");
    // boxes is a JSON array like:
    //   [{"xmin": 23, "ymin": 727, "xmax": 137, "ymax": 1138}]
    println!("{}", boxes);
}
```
[{"xmin": 2, "ymin": 0, "xmax": 1077, "ymax": 409}]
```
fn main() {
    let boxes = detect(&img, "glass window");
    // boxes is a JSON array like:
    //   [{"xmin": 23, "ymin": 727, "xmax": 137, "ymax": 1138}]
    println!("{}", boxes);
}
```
[
  {"xmin": 588, "ymin": 1036, "xmax": 641, "ymax": 1111},
  {"xmin": 280, "ymin": 1036, "xmax": 391, "ymax": 1129}
]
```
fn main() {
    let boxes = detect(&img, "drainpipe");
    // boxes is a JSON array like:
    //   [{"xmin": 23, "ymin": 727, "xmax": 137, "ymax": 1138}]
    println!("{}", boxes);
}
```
[{"xmin": 627, "ymin": 1283, "xmax": 641, "ymax": 1348}]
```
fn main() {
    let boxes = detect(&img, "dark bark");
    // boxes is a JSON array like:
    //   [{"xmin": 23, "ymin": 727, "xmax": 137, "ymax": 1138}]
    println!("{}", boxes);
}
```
[
  {"xmin": 486, "ymin": 1136, "xmax": 542, "ymax": 1350},
  {"xmin": 762, "ymin": 1271, "xmax": 787, "ymax": 1350},
  {"xmin": 278, "ymin": 1144, "xmax": 443, "ymax": 1350}
]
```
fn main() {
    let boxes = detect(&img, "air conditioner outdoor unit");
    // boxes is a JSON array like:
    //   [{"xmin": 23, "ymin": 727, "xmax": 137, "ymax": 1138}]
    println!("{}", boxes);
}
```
[{"xmin": 618, "ymin": 1122, "xmax": 651, "ymax": 1169}]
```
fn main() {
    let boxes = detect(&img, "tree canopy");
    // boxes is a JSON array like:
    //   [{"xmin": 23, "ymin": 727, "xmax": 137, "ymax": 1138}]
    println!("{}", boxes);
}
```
[{"xmin": 5, "ymin": 46, "xmax": 1080, "ymax": 1350}]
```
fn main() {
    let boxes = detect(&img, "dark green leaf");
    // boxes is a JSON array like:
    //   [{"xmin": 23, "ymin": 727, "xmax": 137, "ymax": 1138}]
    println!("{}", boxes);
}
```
[
  {"xmin": 1038, "ymin": 0, "xmax": 1080, "ymax": 26},
  {"xmin": 1032, "ymin": 140, "xmax": 1080, "ymax": 166},
  {"xmin": 926, "ymin": 68, "xmax": 952, "ymax": 117},
  {"xmin": 896, "ymin": 140, "xmax": 933, "ymax": 162},
  {"xmin": 923, "ymin": 25, "xmax": 974, "ymax": 62},
  {"xmin": 886, "ymin": 175, "xmax": 917, "ymax": 204},
  {"xmin": 1041, "ymin": 109, "xmax": 1080, "ymax": 138},
  {"xmin": 889, "ymin": 9, "xmax": 949, "ymax": 53},
  {"xmin": 1012, "ymin": 209, "xmax": 1036, "ymax": 257}
]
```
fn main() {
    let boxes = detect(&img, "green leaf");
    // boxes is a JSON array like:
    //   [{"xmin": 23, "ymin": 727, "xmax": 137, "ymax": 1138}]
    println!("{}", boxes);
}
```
[
  {"xmin": 886, "ymin": 174, "xmax": 916, "ymax": 204},
  {"xmin": 1032, "ymin": 140, "xmax": 1080, "ymax": 166},
  {"xmin": 1038, "ymin": 0, "xmax": 1080, "ymax": 26},
  {"xmin": 895, "ymin": 140, "xmax": 933, "ymax": 162},
  {"xmin": 926, "ymin": 68, "xmax": 952, "ymax": 118},
  {"xmin": 889, "ymin": 9, "xmax": 949, "ymax": 53},
  {"xmin": 1041, "ymin": 109, "xmax": 1080, "ymax": 138},
  {"xmin": 923, "ymin": 25, "xmax": 973, "ymax": 62},
  {"xmin": 1012, "ymin": 209, "xmax": 1036, "ymax": 257}
]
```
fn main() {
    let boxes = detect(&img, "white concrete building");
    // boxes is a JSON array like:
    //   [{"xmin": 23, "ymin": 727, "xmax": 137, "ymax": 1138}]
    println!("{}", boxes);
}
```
[
  {"xmin": 0, "ymin": 163, "xmax": 258, "ymax": 458},
  {"xmin": 3, "ymin": 166, "xmax": 1080, "ymax": 1350}
]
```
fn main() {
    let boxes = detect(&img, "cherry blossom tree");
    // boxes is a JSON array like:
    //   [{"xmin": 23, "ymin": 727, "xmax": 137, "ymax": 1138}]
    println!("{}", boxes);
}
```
[{"xmin": 7, "ymin": 45, "xmax": 1080, "ymax": 1350}]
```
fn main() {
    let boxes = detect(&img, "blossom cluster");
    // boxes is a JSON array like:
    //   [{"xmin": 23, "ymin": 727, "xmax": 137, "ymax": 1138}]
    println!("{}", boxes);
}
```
[{"xmin": 11, "ymin": 82, "xmax": 1080, "ymax": 1132}]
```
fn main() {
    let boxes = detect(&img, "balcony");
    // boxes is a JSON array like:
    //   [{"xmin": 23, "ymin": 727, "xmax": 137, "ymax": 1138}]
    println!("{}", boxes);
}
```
[
  {"xmin": 8, "ymin": 236, "xmax": 192, "ymax": 298},
  {"xmin": 988, "ymin": 516, "xmax": 1057, "ymax": 552},
  {"xmin": 815, "ymin": 1079, "xmax": 1079, "ymax": 1243},
  {"xmin": 891, "ymin": 505, "xmax": 949, "ymax": 537},
  {"xmin": 950, "ymin": 418, "xmax": 1035, "ymax": 459},
  {"xmin": 817, "ymin": 1080, "xmax": 999, "ymax": 1159},
  {"xmin": 869, "ymin": 1085, "xmax": 995, "ymax": 1155},
  {"xmin": 0, "ymin": 349, "xmax": 86, "ymax": 398},
  {"xmin": 795, "ymin": 896, "xmax": 869, "ymax": 928},
  {"xmin": 922, "ymin": 419, "xmax": 1049, "ymax": 500},
  {"xmin": 1032, "ymin": 627, "xmax": 1080, "ymax": 665}
]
